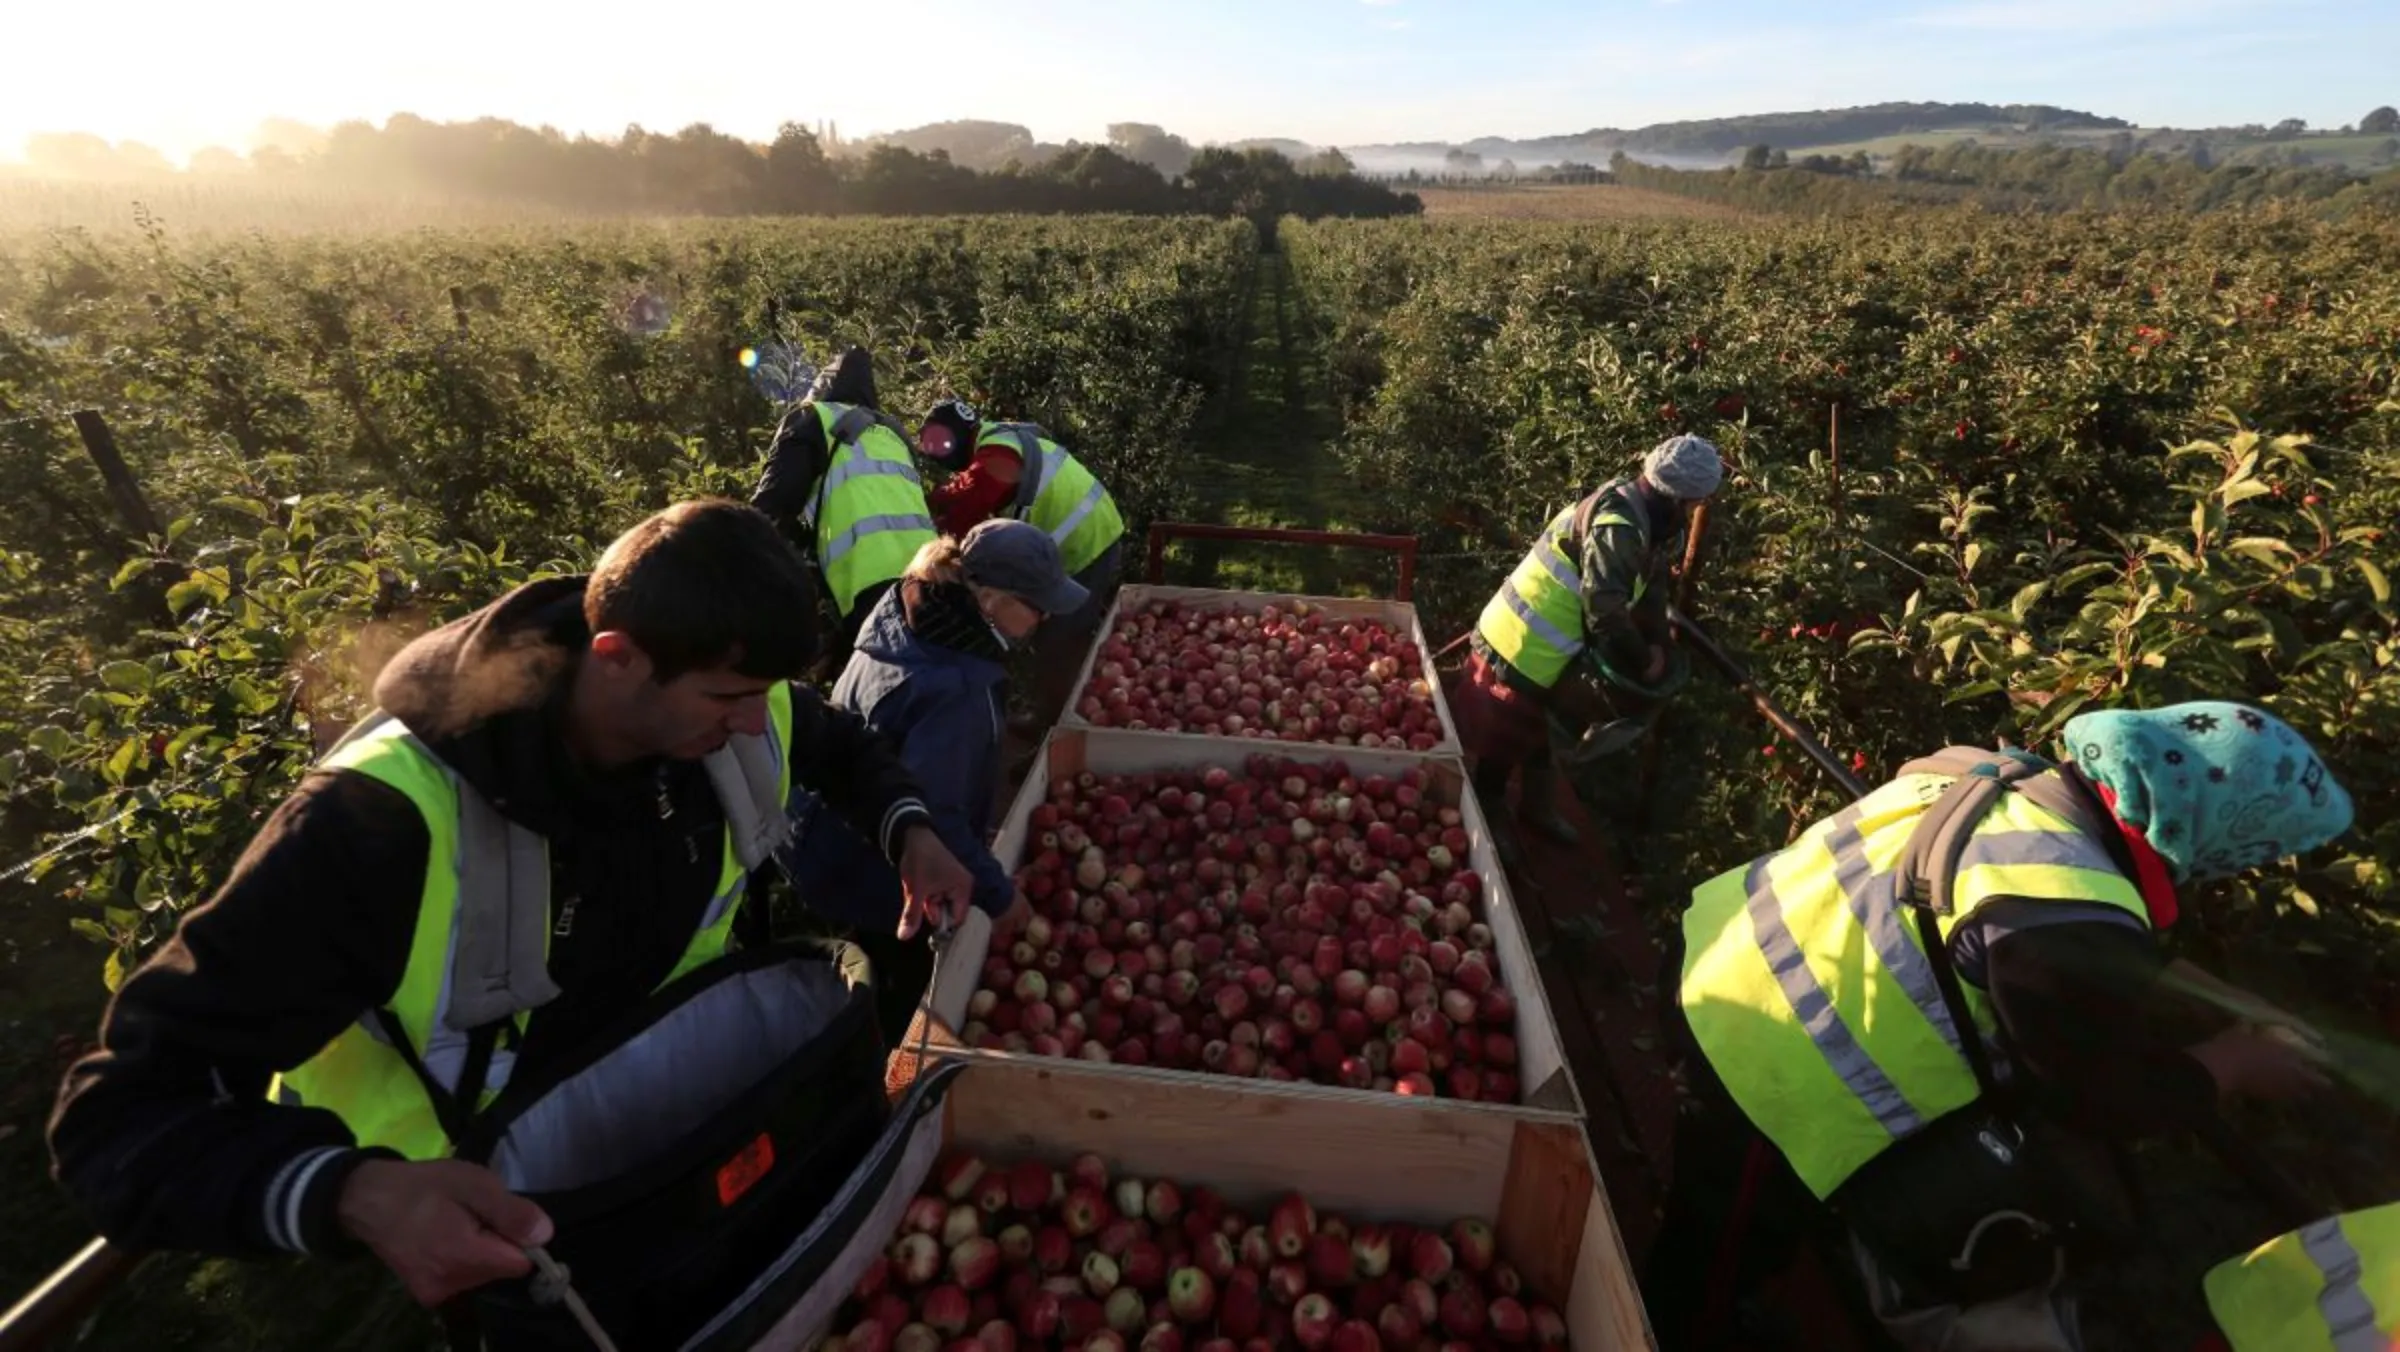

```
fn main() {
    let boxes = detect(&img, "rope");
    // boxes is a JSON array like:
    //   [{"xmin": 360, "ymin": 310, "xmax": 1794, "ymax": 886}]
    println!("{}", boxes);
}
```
[
  {"xmin": 524, "ymin": 1245, "xmax": 622, "ymax": 1352},
  {"xmin": 0, "ymin": 804, "xmax": 145, "ymax": 886}
]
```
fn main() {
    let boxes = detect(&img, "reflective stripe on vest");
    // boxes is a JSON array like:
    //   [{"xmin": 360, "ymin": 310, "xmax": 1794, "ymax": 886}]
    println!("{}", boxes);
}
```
[
  {"xmin": 1474, "ymin": 481, "xmax": 1642, "ymax": 688},
  {"xmin": 2206, "ymin": 1204, "xmax": 2400, "ymax": 1352},
  {"xmin": 987, "ymin": 424, "xmax": 1123, "ymax": 576},
  {"xmin": 813, "ymin": 402, "xmax": 936, "ymax": 616},
  {"xmin": 270, "ymin": 684, "xmax": 798, "ymax": 1160},
  {"xmin": 1680, "ymin": 769, "xmax": 2147, "ymax": 1198}
]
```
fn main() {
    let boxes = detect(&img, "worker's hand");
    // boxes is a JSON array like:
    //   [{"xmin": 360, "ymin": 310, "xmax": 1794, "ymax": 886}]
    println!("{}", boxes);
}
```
[
  {"xmin": 337, "ymin": 1158, "xmax": 553, "ymax": 1307},
  {"xmin": 896, "ymin": 825, "xmax": 973, "ymax": 941},
  {"xmin": 1640, "ymin": 645, "xmax": 1669, "ymax": 683},
  {"xmin": 2188, "ymin": 1024, "xmax": 2333, "ymax": 1104},
  {"xmin": 995, "ymin": 888, "xmax": 1033, "ymax": 937}
]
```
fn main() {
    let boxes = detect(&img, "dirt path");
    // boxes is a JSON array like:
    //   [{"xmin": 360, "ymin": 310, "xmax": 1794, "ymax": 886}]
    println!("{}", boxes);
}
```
[{"xmin": 1175, "ymin": 249, "xmax": 1367, "ymax": 597}]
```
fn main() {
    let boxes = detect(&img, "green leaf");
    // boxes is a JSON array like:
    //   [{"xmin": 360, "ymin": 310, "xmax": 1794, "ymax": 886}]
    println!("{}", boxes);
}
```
[
  {"xmin": 2359, "ymin": 558, "xmax": 2391, "ymax": 607},
  {"xmin": 2219, "ymin": 480, "xmax": 2273, "ymax": 507},
  {"xmin": 29, "ymin": 725, "xmax": 75, "ymax": 759},
  {"xmin": 111, "ymin": 556, "xmax": 154, "ymax": 590},
  {"xmin": 166, "ymin": 572, "xmax": 229, "ymax": 616},
  {"xmin": 2223, "ymin": 538, "xmax": 2292, "ymax": 568},
  {"xmin": 99, "ymin": 660, "xmax": 154, "ymax": 694},
  {"xmin": 166, "ymin": 724, "xmax": 213, "ymax": 764},
  {"xmin": 104, "ymin": 949, "xmax": 126, "ymax": 994},
  {"xmin": 69, "ymin": 918, "xmax": 110, "ymax": 944},
  {"xmin": 103, "ymin": 737, "xmax": 139, "ymax": 784},
  {"xmin": 2009, "ymin": 582, "xmax": 2049, "ymax": 620}
]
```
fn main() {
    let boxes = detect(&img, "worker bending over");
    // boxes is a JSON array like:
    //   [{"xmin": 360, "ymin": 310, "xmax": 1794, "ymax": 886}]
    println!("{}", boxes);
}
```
[
  {"xmin": 780, "ymin": 519, "xmax": 1085, "ymax": 1037},
  {"xmin": 916, "ymin": 398, "xmax": 1125, "ymax": 732},
  {"xmin": 1455, "ymin": 434, "xmax": 1722, "ymax": 845},
  {"xmin": 49, "ymin": 501, "xmax": 973, "ymax": 1348},
  {"xmin": 1648, "ymin": 701, "xmax": 2356, "ymax": 1351},
  {"xmin": 750, "ymin": 347, "xmax": 938, "ymax": 672}
]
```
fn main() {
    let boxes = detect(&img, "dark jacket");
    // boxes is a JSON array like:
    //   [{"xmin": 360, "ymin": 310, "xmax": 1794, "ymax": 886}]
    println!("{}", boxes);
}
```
[
  {"xmin": 1577, "ymin": 476, "xmax": 1682, "ymax": 675},
  {"xmin": 780, "ymin": 582, "xmax": 1014, "ymax": 928},
  {"xmin": 47, "ymin": 576, "xmax": 935, "ymax": 1260}
]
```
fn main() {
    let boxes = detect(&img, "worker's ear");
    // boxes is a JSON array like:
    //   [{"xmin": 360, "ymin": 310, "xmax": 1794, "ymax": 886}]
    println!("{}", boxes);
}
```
[{"xmin": 588, "ymin": 631, "xmax": 656, "ymax": 684}]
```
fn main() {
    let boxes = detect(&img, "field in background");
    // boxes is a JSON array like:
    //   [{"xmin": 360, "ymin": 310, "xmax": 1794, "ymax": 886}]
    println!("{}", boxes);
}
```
[
  {"xmin": 0, "ymin": 176, "xmax": 607, "ymax": 236},
  {"xmin": 1412, "ymin": 183, "xmax": 1750, "ymax": 219}
]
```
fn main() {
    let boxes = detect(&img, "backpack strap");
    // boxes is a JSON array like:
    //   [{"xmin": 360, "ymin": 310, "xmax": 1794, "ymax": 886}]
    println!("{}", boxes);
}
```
[
  {"xmin": 447, "ymin": 777, "xmax": 565, "ymax": 1031},
  {"xmin": 828, "ymin": 404, "xmax": 880, "ymax": 448},
  {"xmin": 993, "ymin": 423, "xmax": 1049, "ymax": 516},
  {"xmin": 1887, "ymin": 745, "xmax": 2083, "ymax": 1105},
  {"xmin": 1892, "ymin": 746, "xmax": 2056, "ymax": 919},
  {"xmin": 703, "ymin": 725, "xmax": 792, "ymax": 873}
]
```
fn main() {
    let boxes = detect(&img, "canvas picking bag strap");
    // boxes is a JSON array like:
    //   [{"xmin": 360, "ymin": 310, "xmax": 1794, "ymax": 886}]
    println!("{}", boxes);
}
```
[
  {"xmin": 455, "ymin": 941, "xmax": 891, "ymax": 1352},
  {"xmin": 1830, "ymin": 749, "xmax": 2137, "ymax": 1316}
]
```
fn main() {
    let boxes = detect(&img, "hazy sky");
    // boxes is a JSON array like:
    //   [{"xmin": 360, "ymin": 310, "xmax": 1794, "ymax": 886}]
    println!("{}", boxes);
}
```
[{"xmin": 5, "ymin": 0, "xmax": 2396, "ymax": 160}]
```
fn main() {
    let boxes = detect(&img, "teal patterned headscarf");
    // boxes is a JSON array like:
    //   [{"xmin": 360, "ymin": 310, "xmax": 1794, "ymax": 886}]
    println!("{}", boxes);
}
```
[{"xmin": 2059, "ymin": 702, "xmax": 2354, "ymax": 884}]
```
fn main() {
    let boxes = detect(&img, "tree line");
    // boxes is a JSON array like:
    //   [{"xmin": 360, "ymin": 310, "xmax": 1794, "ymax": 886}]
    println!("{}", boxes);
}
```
[
  {"xmin": 1607, "ymin": 139, "xmax": 2400, "ymax": 217},
  {"xmin": 6, "ymin": 117, "xmax": 1423, "ymax": 224}
]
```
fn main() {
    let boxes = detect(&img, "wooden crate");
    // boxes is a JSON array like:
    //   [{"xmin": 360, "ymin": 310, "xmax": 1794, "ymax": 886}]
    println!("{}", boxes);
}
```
[
  {"xmin": 1059, "ymin": 583, "xmax": 1465, "ymax": 760},
  {"xmin": 923, "ymin": 727, "xmax": 1583, "ymax": 1120},
  {"xmin": 745, "ymin": 1059, "xmax": 1654, "ymax": 1350}
]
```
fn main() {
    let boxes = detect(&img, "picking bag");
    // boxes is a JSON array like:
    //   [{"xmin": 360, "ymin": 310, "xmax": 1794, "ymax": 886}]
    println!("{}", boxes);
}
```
[{"xmin": 457, "ymin": 941, "xmax": 890, "ymax": 1351}]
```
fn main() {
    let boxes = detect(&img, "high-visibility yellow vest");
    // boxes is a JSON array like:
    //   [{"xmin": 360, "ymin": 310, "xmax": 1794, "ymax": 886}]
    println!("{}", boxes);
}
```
[
  {"xmin": 272, "ymin": 684, "xmax": 798, "ymax": 1162},
  {"xmin": 1679, "ymin": 767, "xmax": 2149, "ymax": 1199},
  {"xmin": 2205, "ymin": 1203, "xmax": 2400, "ymax": 1352},
  {"xmin": 812, "ymin": 403, "xmax": 937, "ymax": 617},
  {"xmin": 1475, "ymin": 479, "xmax": 1646, "ymax": 689},
  {"xmin": 983, "ymin": 424, "xmax": 1124, "ymax": 577}
]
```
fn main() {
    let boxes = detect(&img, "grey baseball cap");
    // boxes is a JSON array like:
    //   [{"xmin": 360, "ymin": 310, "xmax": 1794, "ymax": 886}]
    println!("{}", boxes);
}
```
[{"xmin": 960, "ymin": 519, "xmax": 1088, "ymax": 616}]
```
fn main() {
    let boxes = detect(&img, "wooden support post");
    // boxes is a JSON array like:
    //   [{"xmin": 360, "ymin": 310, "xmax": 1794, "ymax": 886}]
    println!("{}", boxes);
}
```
[
  {"xmin": 70, "ymin": 410, "xmax": 161, "ymax": 541},
  {"xmin": 1828, "ymin": 403, "xmax": 1843, "ymax": 534},
  {"xmin": 1672, "ymin": 502, "xmax": 1712, "ymax": 617}
]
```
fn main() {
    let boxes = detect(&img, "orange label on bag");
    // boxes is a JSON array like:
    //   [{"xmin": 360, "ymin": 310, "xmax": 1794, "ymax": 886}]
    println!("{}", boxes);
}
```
[{"xmin": 716, "ymin": 1133, "xmax": 775, "ymax": 1207}]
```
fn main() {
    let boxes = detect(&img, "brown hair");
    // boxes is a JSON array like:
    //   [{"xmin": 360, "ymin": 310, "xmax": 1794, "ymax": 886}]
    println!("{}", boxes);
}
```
[{"xmin": 585, "ymin": 498, "xmax": 819, "ymax": 681}]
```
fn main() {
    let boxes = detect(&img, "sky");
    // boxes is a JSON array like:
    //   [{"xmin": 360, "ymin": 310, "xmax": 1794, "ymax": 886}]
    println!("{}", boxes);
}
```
[{"xmin": 4, "ymin": 0, "xmax": 2397, "ymax": 162}]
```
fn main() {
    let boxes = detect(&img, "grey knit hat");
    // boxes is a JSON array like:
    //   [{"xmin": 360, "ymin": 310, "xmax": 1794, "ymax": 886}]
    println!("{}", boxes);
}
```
[{"xmin": 1641, "ymin": 434, "xmax": 1724, "ymax": 500}]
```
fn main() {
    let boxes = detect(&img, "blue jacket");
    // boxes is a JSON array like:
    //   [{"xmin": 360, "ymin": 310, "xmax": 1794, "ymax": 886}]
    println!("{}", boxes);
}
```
[{"xmin": 778, "ymin": 586, "xmax": 1014, "ymax": 928}]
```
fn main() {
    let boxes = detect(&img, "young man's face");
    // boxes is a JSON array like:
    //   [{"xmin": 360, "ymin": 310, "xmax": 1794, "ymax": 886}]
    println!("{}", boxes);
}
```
[{"xmin": 638, "ymin": 662, "xmax": 776, "ymax": 760}]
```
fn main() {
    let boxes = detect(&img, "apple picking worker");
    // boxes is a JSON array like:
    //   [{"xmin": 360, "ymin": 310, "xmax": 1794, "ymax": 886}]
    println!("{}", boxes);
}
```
[
  {"xmin": 916, "ymin": 398, "xmax": 1126, "ymax": 733},
  {"xmin": 780, "ymin": 519, "xmax": 1083, "ymax": 1039},
  {"xmin": 47, "ymin": 501, "xmax": 975, "ymax": 1330},
  {"xmin": 1454, "ymin": 434, "xmax": 1722, "ymax": 846},
  {"xmin": 749, "ymin": 346, "xmax": 939, "ymax": 673},
  {"xmin": 1645, "ymin": 701, "xmax": 2357, "ymax": 1351}
]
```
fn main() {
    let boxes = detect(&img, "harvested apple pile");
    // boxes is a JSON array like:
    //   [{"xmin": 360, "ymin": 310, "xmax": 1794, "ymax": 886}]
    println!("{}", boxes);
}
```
[
  {"xmin": 827, "ymin": 1151, "xmax": 1567, "ymax": 1352},
  {"xmin": 967, "ymin": 757, "xmax": 1522, "ymax": 1102},
  {"xmin": 1073, "ymin": 601, "xmax": 1445, "ymax": 750}
]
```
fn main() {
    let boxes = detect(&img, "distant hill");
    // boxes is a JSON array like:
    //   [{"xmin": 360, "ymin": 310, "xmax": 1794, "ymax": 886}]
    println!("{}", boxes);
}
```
[
  {"xmin": 1616, "ymin": 101, "xmax": 2129, "ymax": 156},
  {"xmin": 848, "ymin": 102, "xmax": 2396, "ymax": 181},
  {"xmin": 1344, "ymin": 102, "xmax": 2135, "ymax": 174}
]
